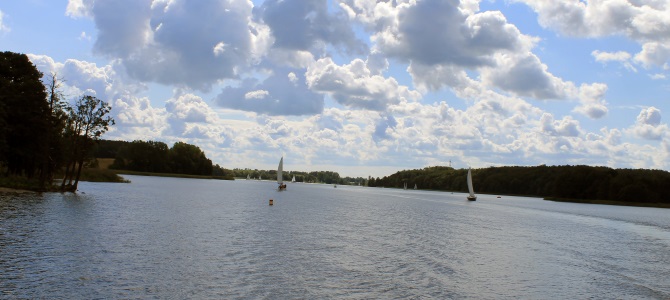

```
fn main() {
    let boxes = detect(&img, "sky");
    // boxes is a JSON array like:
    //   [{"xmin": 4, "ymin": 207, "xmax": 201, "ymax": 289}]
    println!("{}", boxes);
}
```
[{"xmin": 1, "ymin": 0, "xmax": 669, "ymax": 178}]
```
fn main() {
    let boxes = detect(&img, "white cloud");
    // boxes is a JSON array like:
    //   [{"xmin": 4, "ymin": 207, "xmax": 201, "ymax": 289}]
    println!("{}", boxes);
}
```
[
  {"xmin": 368, "ymin": 1, "xmax": 534, "ymax": 67},
  {"xmin": 516, "ymin": 0, "xmax": 670, "ymax": 68},
  {"xmin": 628, "ymin": 107, "xmax": 668, "ymax": 140},
  {"xmin": 213, "ymin": 42, "xmax": 226, "ymax": 56},
  {"xmin": 254, "ymin": 0, "xmax": 366, "ymax": 55},
  {"xmin": 68, "ymin": 0, "xmax": 271, "ymax": 91},
  {"xmin": 481, "ymin": 52, "xmax": 577, "ymax": 100},
  {"xmin": 306, "ymin": 57, "xmax": 421, "ymax": 111},
  {"xmin": 638, "ymin": 106, "xmax": 662, "ymax": 126},
  {"xmin": 66, "ymin": 0, "xmax": 91, "ymax": 18},
  {"xmin": 540, "ymin": 113, "xmax": 582, "ymax": 137},
  {"xmin": 574, "ymin": 83, "xmax": 609, "ymax": 119},
  {"xmin": 244, "ymin": 90, "xmax": 269, "ymax": 100},
  {"xmin": 0, "ymin": 10, "xmax": 10, "ymax": 33},
  {"xmin": 592, "ymin": 50, "xmax": 631, "ymax": 63},
  {"xmin": 592, "ymin": 50, "xmax": 637, "ymax": 71},
  {"xmin": 287, "ymin": 72, "xmax": 298, "ymax": 83},
  {"xmin": 635, "ymin": 42, "xmax": 670, "ymax": 68}
]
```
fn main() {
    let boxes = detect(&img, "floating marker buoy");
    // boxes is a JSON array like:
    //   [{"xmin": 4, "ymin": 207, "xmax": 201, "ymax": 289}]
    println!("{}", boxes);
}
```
[{"xmin": 269, "ymin": 199, "xmax": 274, "ymax": 206}]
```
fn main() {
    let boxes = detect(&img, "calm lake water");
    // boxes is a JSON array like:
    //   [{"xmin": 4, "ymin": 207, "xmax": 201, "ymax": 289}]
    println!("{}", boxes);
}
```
[{"xmin": 1, "ymin": 175, "xmax": 669, "ymax": 299}]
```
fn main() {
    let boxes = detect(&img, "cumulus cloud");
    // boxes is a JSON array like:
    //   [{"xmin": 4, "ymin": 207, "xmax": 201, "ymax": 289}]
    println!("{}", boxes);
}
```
[
  {"xmin": 481, "ymin": 52, "xmax": 576, "ymax": 100},
  {"xmin": 165, "ymin": 93, "xmax": 222, "ymax": 138},
  {"xmin": 217, "ymin": 68, "xmax": 324, "ymax": 116},
  {"xmin": 516, "ymin": 0, "xmax": 670, "ymax": 68},
  {"xmin": 574, "ymin": 83, "xmax": 609, "ymax": 119},
  {"xmin": 306, "ymin": 57, "xmax": 421, "ymax": 111},
  {"xmin": 634, "ymin": 42, "xmax": 670, "ymax": 69},
  {"xmin": 540, "ymin": 113, "xmax": 581, "ymax": 137},
  {"xmin": 67, "ymin": 0, "xmax": 271, "ymax": 91},
  {"xmin": 365, "ymin": 0, "xmax": 533, "ymax": 67},
  {"xmin": 342, "ymin": 0, "xmax": 582, "ymax": 102},
  {"xmin": 630, "ymin": 107, "xmax": 668, "ymax": 140},
  {"xmin": 254, "ymin": 0, "xmax": 366, "ymax": 55}
]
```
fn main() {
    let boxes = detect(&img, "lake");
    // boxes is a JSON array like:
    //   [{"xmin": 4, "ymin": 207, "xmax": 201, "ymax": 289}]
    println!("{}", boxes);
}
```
[{"xmin": 1, "ymin": 175, "xmax": 669, "ymax": 299}]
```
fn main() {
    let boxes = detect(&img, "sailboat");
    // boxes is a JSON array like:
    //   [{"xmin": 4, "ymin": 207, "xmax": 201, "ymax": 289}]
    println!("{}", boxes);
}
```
[
  {"xmin": 403, "ymin": 182, "xmax": 407, "ymax": 190},
  {"xmin": 246, "ymin": 174, "xmax": 250, "ymax": 180},
  {"xmin": 467, "ymin": 167, "xmax": 476, "ymax": 201},
  {"xmin": 292, "ymin": 175, "xmax": 296, "ymax": 183},
  {"xmin": 414, "ymin": 184, "xmax": 417, "ymax": 190},
  {"xmin": 277, "ymin": 157, "xmax": 286, "ymax": 190}
]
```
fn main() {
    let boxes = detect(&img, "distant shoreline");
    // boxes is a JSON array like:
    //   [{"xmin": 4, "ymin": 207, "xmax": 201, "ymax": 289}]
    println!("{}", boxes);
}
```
[
  {"xmin": 113, "ymin": 170, "xmax": 233, "ymax": 180},
  {"xmin": 544, "ymin": 197, "xmax": 670, "ymax": 209}
]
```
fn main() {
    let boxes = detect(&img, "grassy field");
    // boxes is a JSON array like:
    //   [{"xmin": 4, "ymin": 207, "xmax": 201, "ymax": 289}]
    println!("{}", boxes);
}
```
[{"xmin": 96, "ymin": 158, "xmax": 115, "ymax": 169}]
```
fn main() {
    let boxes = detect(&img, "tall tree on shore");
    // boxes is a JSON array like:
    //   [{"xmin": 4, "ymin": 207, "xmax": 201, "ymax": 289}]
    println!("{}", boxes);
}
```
[
  {"xmin": 0, "ymin": 51, "xmax": 50, "ymax": 179},
  {"xmin": 61, "ymin": 95, "xmax": 114, "ymax": 191},
  {"xmin": 41, "ymin": 72, "xmax": 69, "ymax": 187}
]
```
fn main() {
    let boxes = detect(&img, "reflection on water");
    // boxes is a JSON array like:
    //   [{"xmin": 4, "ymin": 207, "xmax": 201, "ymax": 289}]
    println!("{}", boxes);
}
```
[{"xmin": 1, "ymin": 175, "xmax": 669, "ymax": 299}]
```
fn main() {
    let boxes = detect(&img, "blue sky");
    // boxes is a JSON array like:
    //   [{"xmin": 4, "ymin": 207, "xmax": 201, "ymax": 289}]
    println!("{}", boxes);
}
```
[{"xmin": 2, "ymin": 0, "xmax": 669, "ymax": 177}]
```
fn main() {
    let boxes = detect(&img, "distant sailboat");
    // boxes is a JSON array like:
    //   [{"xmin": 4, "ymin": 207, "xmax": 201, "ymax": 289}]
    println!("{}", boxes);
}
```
[
  {"xmin": 292, "ymin": 175, "xmax": 296, "ymax": 183},
  {"xmin": 404, "ymin": 182, "xmax": 407, "ymax": 190},
  {"xmin": 246, "ymin": 174, "xmax": 250, "ymax": 180},
  {"xmin": 277, "ymin": 157, "xmax": 286, "ymax": 190},
  {"xmin": 467, "ymin": 168, "xmax": 476, "ymax": 201},
  {"xmin": 414, "ymin": 184, "xmax": 417, "ymax": 190}
]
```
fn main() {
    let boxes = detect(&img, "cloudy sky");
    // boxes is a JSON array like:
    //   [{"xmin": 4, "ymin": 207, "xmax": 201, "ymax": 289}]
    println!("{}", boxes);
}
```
[{"xmin": 2, "ymin": 0, "xmax": 670, "ymax": 177}]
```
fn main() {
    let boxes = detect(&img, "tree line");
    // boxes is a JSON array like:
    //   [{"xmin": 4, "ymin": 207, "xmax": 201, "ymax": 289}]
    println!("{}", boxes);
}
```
[
  {"xmin": 369, "ymin": 165, "xmax": 670, "ymax": 204},
  {"xmin": 231, "ymin": 168, "xmax": 366, "ymax": 185},
  {"xmin": 0, "ymin": 51, "xmax": 114, "ymax": 191},
  {"xmin": 93, "ymin": 139, "xmax": 234, "ymax": 179}
]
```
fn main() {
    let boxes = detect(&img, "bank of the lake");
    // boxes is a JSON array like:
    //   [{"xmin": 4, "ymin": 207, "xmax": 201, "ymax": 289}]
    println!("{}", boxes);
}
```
[
  {"xmin": 544, "ymin": 196, "xmax": 670, "ymax": 209},
  {"xmin": 112, "ymin": 169, "xmax": 234, "ymax": 180}
]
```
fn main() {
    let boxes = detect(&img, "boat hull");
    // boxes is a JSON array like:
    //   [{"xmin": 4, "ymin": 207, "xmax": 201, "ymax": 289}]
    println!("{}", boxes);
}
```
[{"xmin": 467, "ymin": 196, "xmax": 477, "ymax": 201}]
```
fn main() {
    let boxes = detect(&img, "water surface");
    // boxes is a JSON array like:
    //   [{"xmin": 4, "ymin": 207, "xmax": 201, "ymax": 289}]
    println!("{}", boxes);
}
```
[{"xmin": 1, "ymin": 175, "xmax": 669, "ymax": 299}]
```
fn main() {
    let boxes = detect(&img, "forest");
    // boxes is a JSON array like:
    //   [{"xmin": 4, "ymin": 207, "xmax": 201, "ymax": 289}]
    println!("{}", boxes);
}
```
[
  {"xmin": 369, "ymin": 165, "xmax": 670, "ymax": 205},
  {"xmin": 92, "ymin": 139, "xmax": 234, "ymax": 179}
]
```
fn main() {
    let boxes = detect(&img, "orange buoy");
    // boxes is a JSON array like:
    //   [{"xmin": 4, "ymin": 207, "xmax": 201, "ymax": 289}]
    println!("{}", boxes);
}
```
[{"xmin": 269, "ymin": 199, "xmax": 274, "ymax": 206}]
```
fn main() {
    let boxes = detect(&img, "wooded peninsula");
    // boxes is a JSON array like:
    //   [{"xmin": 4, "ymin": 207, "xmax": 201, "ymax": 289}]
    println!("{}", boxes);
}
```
[{"xmin": 369, "ymin": 165, "xmax": 670, "ymax": 208}]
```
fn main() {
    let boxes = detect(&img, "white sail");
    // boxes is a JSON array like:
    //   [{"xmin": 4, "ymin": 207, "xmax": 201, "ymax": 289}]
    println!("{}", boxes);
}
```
[
  {"xmin": 404, "ymin": 182, "xmax": 407, "ymax": 190},
  {"xmin": 292, "ymin": 175, "xmax": 295, "ymax": 183},
  {"xmin": 277, "ymin": 157, "xmax": 283, "ymax": 184},
  {"xmin": 246, "ymin": 174, "xmax": 250, "ymax": 180},
  {"xmin": 414, "ymin": 184, "xmax": 417, "ymax": 190},
  {"xmin": 467, "ymin": 168, "xmax": 475, "ymax": 198}
]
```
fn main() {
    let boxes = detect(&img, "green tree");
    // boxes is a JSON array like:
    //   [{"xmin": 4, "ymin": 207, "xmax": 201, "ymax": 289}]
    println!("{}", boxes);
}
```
[
  {"xmin": 0, "ymin": 51, "xmax": 50, "ymax": 178},
  {"xmin": 168, "ymin": 142, "xmax": 212, "ymax": 175},
  {"xmin": 61, "ymin": 95, "xmax": 114, "ymax": 191}
]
